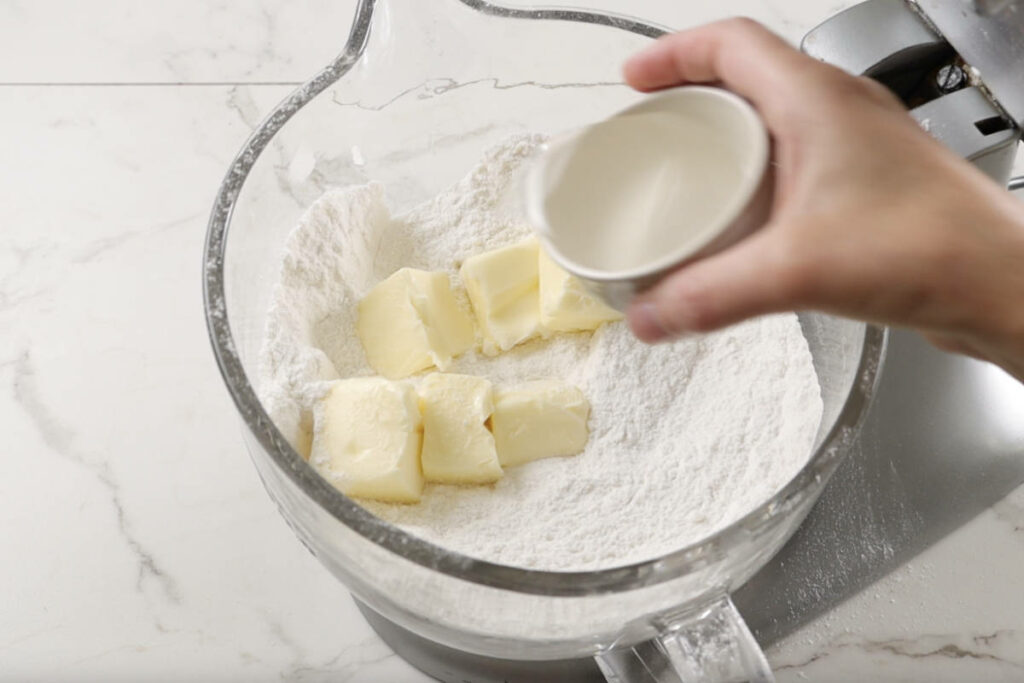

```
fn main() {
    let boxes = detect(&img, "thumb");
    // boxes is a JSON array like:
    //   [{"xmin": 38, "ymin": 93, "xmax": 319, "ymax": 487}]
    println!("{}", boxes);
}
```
[{"xmin": 627, "ymin": 230, "xmax": 798, "ymax": 342}]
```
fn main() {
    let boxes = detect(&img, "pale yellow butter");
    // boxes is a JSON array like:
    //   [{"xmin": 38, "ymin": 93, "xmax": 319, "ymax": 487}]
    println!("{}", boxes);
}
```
[
  {"xmin": 538, "ymin": 248, "xmax": 622, "ymax": 332},
  {"xmin": 492, "ymin": 380, "xmax": 590, "ymax": 467},
  {"xmin": 357, "ymin": 268, "xmax": 475, "ymax": 379},
  {"xmin": 459, "ymin": 238, "xmax": 543, "ymax": 355},
  {"xmin": 419, "ymin": 373, "xmax": 503, "ymax": 485},
  {"xmin": 310, "ymin": 377, "xmax": 424, "ymax": 503}
]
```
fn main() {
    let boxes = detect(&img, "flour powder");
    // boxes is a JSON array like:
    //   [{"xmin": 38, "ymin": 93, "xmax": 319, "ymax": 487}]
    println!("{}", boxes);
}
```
[{"xmin": 259, "ymin": 135, "xmax": 823, "ymax": 571}]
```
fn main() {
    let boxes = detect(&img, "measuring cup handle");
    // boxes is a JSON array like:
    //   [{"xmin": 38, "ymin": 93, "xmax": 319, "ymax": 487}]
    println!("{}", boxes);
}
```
[{"xmin": 595, "ymin": 593, "xmax": 774, "ymax": 683}]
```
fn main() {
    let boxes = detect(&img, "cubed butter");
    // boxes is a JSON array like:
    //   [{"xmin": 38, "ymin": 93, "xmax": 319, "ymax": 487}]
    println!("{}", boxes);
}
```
[
  {"xmin": 538, "ymin": 248, "xmax": 623, "ymax": 332},
  {"xmin": 459, "ymin": 238, "xmax": 543, "ymax": 355},
  {"xmin": 310, "ymin": 377, "xmax": 424, "ymax": 503},
  {"xmin": 492, "ymin": 380, "xmax": 590, "ymax": 467},
  {"xmin": 357, "ymin": 268, "xmax": 475, "ymax": 379},
  {"xmin": 419, "ymin": 373, "xmax": 503, "ymax": 484}
]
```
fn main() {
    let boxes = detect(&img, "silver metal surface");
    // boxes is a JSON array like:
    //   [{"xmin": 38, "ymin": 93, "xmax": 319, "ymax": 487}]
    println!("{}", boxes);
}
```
[
  {"xmin": 935, "ymin": 63, "xmax": 967, "ymax": 92},
  {"xmin": 916, "ymin": 0, "xmax": 1024, "ymax": 129},
  {"xmin": 972, "ymin": 0, "xmax": 1017, "ymax": 15},
  {"xmin": 801, "ymin": 0, "xmax": 945, "ymax": 77},
  {"xmin": 911, "ymin": 86, "xmax": 1021, "ymax": 180},
  {"xmin": 803, "ymin": 0, "xmax": 1022, "ymax": 184},
  {"xmin": 739, "ymin": 330, "xmax": 1024, "ymax": 644}
]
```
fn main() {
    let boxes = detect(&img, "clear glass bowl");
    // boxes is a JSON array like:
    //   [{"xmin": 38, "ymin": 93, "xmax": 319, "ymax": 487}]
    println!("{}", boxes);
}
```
[{"xmin": 203, "ymin": 1, "xmax": 885, "ymax": 679}]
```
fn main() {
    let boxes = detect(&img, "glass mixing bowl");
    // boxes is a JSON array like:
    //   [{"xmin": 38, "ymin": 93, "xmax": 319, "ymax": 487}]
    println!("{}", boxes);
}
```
[{"xmin": 203, "ymin": 1, "xmax": 886, "ymax": 680}]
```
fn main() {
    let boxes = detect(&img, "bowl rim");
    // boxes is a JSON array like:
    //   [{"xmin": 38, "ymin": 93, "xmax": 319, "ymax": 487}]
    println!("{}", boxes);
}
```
[{"xmin": 202, "ymin": 0, "xmax": 888, "ymax": 597}]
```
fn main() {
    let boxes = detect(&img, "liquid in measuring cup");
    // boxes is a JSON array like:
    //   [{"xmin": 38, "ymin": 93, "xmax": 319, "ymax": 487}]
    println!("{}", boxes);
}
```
[{"xmin": 526, "ymin": 86, "xmax": 771, "ymax": 310}]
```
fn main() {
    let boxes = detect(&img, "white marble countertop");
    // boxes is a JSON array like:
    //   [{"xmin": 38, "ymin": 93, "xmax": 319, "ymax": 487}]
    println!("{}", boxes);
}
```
[{"xmin": 3, "ymin": 1, "xmax": 1023, "ymax": 681}]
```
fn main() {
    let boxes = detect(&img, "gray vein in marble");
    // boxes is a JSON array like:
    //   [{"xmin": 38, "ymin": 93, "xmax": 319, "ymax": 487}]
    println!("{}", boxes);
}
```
[
  {"xmin": 331, "ymin": 76, "xmax": 624, "ymax": 112},
  {"xmin": 282, "ymin": 634, "xmax": 400, "ymax": 682},
  {"xmin": 224, "ymin": 86, "xmax": 363, "ymax": 211},
  {"xmin": 224, "ymin": 76, "xmax": 624, "ymax": 212},
  {"xmin": 0, "ymin": 287, "xmax": 49, "ymax": 315},
  {"xmin": 253, "ymin": 4, "xmax": 291, "ymax": 82},
  {"xmin": 216, "ymin": 75, "xmax": 627, "ymax": 217},
  {"xmin": 71, "ymin": 212, "xmax": 202, "ymax": 265},
  {"xmin": 775, "ymin": 630, "xmax": 1024, "ymax": 673},
  {"xmin": 258, "ymin": 611, "xmax": 308, "ymax": 676},
  {"xmin": 0, "ymin": 241, "xmax": 53, "ymax": 312},
  {"xmin": 157, "ymin": 1, "xmax": 295, "ymax": 83},
  {"xmin": 3, "ymin": 240, "xmax": 58, "ymax": 277},
  {"xmin": 1, "ymin": 211, "xmax": 199, "ymax": 316},
  {"xmin": 0, "ymin": 625, "xmax": 60, "ymax": 654},
  {"xmin": 11, "ymin": 351, "xmax": 182, "ymax": 605},
  {"xmin": 226, "ymin": 85, "xmax": 264, "ymax": 130}
]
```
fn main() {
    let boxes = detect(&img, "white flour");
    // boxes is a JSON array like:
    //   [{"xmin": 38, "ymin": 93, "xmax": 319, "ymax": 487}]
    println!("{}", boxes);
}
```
[{"xmin": 259, "ymin": 135, "xmax": 823, "ymax": 571}]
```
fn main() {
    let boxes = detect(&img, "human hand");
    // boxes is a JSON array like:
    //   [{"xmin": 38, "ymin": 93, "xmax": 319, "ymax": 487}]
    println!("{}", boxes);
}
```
[{"xmin": 623, "ymin": 19, "xmax": 1024, "ymax": 382}]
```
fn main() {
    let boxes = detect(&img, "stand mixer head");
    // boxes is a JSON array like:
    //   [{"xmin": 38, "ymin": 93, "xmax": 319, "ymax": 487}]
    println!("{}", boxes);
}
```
[{"xmin": 803, "ymin": 0, "xmax": 1022, "ymax": 184}]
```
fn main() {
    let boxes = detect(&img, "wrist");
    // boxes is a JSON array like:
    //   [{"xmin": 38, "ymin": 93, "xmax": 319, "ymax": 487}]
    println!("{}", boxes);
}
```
[{"xmin": 959, "ymin": 194, "xmax": 1024, "ymax": 380}]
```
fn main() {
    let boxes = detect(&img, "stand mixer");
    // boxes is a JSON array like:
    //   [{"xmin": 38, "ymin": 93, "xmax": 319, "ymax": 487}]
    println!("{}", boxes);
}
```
[
  {"xmin": 202, "ymin": 1, "xmax": 1024, "ymax": 681},
  {"xmin": 803, "ymin": 0, "xmax": 1022, "ymax": 183}
]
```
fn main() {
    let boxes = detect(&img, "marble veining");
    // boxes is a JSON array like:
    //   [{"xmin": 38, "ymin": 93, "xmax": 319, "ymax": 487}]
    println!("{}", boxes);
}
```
[
  {"xmin": 776, "ymin": 630, "xmax": 1024, "ymax": 670},
  {"xmin": 71, "ymin": 213, "xmax": 204, "ymax": 266},
  {"xmin": 0, "ymin": 0, "xmax": 358, "ymax": 84},
  {"xmin": 2, "ymin": 0, "xmax": 1022, "ymax": 681},
  {"xmin": 12, "ymin": 351, "xmax": 181, "ymax": 605},
  {"xmin": 281, "ymin": 635, "xmax": 403, "ymax": 682},
  {"xmin": 331, "ymin": 77, "xmax": 625, "ymax": 112}
]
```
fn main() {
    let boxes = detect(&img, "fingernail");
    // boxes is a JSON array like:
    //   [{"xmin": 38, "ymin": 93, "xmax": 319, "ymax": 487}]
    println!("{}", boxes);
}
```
[{"xmin": 629, "ymin": 302, "xmax": 669, "ymax": 342}]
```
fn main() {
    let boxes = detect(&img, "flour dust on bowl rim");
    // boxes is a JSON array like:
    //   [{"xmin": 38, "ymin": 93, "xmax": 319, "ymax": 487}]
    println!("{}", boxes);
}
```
[{"xmin": 201, "ymin": 1, "xmax": 886, "ymax": 681}]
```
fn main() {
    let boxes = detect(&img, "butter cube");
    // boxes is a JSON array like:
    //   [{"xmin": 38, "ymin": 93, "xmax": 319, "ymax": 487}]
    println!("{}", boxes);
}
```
[
  {"xmin": 492, "ymin": 381, "xmax": 590, "ymax": 468},
  {"xmin": 538, "ymin": 248, "xmax": 623, "ymax": 332},
  {"xmin": 310, "ymin": 377, "xmax": 424, "ymax": 503},
  {"xmin": 419, "ymin": 373, "xmax": 503, "ymax": 484},
  {"xmin": 357, "ymin": 268, "xmax": 475, "ymax": 379},
  {"xmin": 459, "ymin": 239, "xmax": 543, "ymax": 355}
]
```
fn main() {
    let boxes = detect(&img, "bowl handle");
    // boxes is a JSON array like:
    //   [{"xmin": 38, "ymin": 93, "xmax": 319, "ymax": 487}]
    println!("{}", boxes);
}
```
[{"xmin": 595, "ymin": 593, "xmax": 774, "ymax": 683}]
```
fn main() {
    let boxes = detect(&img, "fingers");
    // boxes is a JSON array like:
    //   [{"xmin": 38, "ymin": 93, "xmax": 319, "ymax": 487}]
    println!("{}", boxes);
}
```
[
  {"xmin": 627, "ymin": 230, "xmax": 801, "ymax": 342},
  {"xmin": 623, "ymin": 18, "xmax": 823, "ymax": 128}
]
